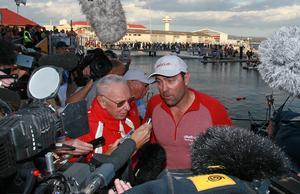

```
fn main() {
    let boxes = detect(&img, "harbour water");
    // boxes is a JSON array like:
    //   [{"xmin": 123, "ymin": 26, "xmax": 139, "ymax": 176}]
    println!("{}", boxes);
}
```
[{"xmin": 130, "ymin": 55, "xmax": 300, "ymax": 128}]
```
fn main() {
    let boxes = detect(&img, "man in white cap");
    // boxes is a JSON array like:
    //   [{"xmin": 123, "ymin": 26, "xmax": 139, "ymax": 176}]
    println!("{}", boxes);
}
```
[
  {"xmin": 144, "ymin": 55, "xmax": 232, "ymax": 176},
  {"xmin": 123, "ymin": 68, "xmax": 154, "ymax": 128}
]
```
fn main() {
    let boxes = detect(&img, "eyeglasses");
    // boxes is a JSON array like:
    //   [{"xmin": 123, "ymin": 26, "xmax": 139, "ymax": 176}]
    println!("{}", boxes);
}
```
[{"xmin": 102, "ymin": 95, "xmax": 135, "ymax": 108}]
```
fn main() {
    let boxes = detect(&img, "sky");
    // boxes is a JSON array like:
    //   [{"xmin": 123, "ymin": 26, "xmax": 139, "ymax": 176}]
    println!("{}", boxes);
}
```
[{"xmin": 2, "ymin": 0, "xmax": 300, "ymax": 37}]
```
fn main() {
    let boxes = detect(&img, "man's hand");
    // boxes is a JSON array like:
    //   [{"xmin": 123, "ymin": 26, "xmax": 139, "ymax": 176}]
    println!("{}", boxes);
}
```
[
  {"xmin": 11, "ymin": 68, "xmax": 27, "ymax": 79},
  {"xmin": 82, "ymin": 65, "xmax": 91, "ymax": 77},
  {"xmin": 0, "ymin": 71, "xmax": 14, "ymax": 88},
  {"xmin": 131, "ymin": 122, "xmax": 152, "ymax": 150},
  {"xmin": 108, "ymin": 179, "xmax": 132, "ymax": 194},
  {"xmin": 56, "ymin": 139, "xmax": 93, "ymax": 156}
]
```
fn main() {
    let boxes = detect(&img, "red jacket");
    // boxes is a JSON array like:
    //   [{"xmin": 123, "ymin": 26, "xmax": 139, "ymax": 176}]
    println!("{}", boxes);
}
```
[
  {"xmin": 128, "ymin": 101, "xmax": 141, "ymax": 129},
  {"xmin": 79, "ymin": 98, "xmax": 135, "ymax": 160}
]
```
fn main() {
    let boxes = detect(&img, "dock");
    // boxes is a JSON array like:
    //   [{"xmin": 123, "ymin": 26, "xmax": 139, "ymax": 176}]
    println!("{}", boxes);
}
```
[{"xmin": 112, "ymin": 50, "xmax": 259, "ymax": 63}]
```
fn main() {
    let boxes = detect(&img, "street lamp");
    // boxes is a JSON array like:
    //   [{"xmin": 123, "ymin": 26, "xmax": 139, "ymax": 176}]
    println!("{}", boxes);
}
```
[{"xmin": 14, "ymin": 0, "xmax": 27, "ymax": 14}]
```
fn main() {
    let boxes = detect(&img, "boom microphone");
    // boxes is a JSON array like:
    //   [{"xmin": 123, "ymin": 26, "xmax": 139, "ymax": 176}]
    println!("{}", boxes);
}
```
[
  {"xmin": 91, "ymin": 138, "xmax": 136, "ymax": 171},
  {"xmin": 258, "ymin": 26, "xmax": 300, "ymax": 96},
  {"xmin": 61, "ymin": 139, "xmax": 136, "ymax": 193},
  {"xmin": 191, "ymin": 126, "xmax": 290, "ymax": 181},
  {"xmin": 38, "ymin": 53, "xmax": 79, "ymax": 71},
  {"xmin": 78, "ymin": 0, "xmax": 127, "ymax": 43}
]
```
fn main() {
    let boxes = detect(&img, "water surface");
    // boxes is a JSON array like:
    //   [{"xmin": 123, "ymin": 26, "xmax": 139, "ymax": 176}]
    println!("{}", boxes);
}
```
[{"xmin": 130, "ymin": 56, "xmax": 300, "ymax": 128}]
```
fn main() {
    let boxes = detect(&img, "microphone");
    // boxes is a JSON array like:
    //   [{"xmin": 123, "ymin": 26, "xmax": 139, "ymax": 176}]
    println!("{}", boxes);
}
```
[
  {"xmin": 191, "ymin": 126, "xmax": 290, "ymax": 181},
  {"xmin": 0, "ymin": 74, "xmax": 18, "ymax": 79},
  {"xmin": 78, "ymin": 0, "xmax": 127, "ymax": 43},
  {"xmin": 62, "ymin": 139, "xmax": 136, "ymax": 193},
  {"xmin": 38, "ymin": 53, "xmax": 79, "ymax": 71},
  {"xmin": 81, "ymin": 163, "xmax": 115, "ymax": 194},
  {"xmin": 91, "ymin": 138, "xmax": 136, "ymax": 171},
  {"xmin": 258, "ymin": 26, "xmax": 300, "ymax": 96}
]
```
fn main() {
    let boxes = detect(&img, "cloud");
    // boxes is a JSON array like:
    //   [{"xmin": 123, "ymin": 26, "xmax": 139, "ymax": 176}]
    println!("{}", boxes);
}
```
[
  {"xmin": 137, "ymin": 0, "xmax": 297, "ymax": 12},
  {"xmin": 123, "ymin": 2, "xmax": 300, "ymax": 36},
  {"xmin": 138, "ymin": 0, "xmax": 237, "ymax": 12},
  {"xmin": 1, "ymin": 0, "xmax": 300, "ymax": 36},
  {"xmin": 234, "ymin": 0, "xmax": 297, "ymax": 11},
  {"xmin": 2, "ymin": 0, "xmax": 84, "ymax": 24}
]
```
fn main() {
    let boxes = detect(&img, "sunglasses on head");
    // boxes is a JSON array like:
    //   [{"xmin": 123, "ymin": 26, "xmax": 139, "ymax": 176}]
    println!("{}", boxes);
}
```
[{"xmin": 102, "ymin": 95, "xmax": 135, "ymax": 108}]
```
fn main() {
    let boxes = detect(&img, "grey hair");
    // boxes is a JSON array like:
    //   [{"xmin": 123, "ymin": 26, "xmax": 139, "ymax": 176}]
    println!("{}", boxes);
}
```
[{"xmin": 96, "ymin": 74, "xmax": 127, "ymax": 96}]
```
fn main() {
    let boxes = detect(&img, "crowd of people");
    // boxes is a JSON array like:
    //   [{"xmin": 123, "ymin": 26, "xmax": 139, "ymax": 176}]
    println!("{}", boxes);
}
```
[
  {"xmin": 0, "ymin": 25, "xmax": 299, "ymax": 194},
  {"xmin": 103, "ymin": 41, "xmax": 242, "ymax": 58},
  {"xmin": 0, "ymin": 25, "xmax": 77, "ymax": 49}
]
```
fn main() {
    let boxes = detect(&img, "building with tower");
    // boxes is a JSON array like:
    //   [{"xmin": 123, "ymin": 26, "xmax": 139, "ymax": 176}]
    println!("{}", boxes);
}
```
[
  {"xmin": 45, "ymin": 16, "xmax": 229, "ymax": 45},
  {"xmin": 162, "ymin": 16, "xmax": 171, "ymax": 31}
]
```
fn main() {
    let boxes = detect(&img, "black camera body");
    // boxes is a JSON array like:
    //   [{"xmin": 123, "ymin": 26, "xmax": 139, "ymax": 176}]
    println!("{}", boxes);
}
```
[
  {"xmin": 0, "ymin": 66, "xmax": 95, "ymax": 194},
  {"xmin": 0, "ymin": 104, "xmax": 58, "ymax": 178}
]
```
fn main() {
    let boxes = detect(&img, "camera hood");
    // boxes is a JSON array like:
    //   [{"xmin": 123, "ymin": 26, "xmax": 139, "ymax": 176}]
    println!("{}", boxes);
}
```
[{"xmin": 27, "ymin": 66, "xmax": 63, "ymax": 100}]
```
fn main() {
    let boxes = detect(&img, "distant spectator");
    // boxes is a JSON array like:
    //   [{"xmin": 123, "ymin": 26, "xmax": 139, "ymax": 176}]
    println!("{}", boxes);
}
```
[
  {"xmin": 123, "ymin": 68, "xmax": 154, "ymax": 127},
  {"xmin": 23, "ymin": 25, "xmax": 34, "ymax": 48}
]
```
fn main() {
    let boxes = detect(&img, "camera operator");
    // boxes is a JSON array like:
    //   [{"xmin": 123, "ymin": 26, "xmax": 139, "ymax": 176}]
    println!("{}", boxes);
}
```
[
  {"xmin": 0, "ymin": 39, "xmax": 18, "ymax": 88},
  {"xmin": 0, "ymin": 40, "xmax": 30, "ymax": 82},
  {"xmin": 0, "ymin": 40, "xmax": 29, "ymax": 113},
  {"xmin": 67, "ymin": 49, "xmax": 126, "ymax": 108},
  {"xmin": 66, "ymin": 48, "xmax": 112, "ymax": 105}
]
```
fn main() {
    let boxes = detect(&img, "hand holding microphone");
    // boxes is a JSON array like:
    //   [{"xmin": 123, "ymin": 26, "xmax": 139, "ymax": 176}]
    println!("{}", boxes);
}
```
[
  {"xmin": 131, "ymin": 118, "xmax": 152, "ymax": 150},
  {"xmin": 56, "ymin": 139, "xmax": 93, "ymax": 156}
]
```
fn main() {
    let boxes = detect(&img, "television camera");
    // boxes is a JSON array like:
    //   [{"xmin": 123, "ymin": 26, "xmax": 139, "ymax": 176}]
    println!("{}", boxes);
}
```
[{"xmin": 0, "ymin": 66, "xmax": 117, "ymax": 194}]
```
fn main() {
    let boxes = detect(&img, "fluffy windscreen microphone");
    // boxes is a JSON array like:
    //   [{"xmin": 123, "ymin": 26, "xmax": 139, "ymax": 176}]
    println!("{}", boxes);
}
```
[
  {"xmin": 38, "ymin": 53, "xmax": 80, "ymax": 71},
  {"xmin": 78, "ymin": 0, "xmax": 127, "ymax": 43},
  {"xmin": 191, "ymin": 126, "xmax": 290, "ymax": 181},
  {"xmin": 258, "ymin": 26, "xmax": 300, "ymax": 96}
]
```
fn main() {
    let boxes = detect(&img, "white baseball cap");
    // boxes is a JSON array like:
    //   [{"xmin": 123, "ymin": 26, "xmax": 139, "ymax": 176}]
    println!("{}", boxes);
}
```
[
  {"xmin": 123, "ymin": 68, "xmax": 154, "ymax": 84},
  {"xmin": 149, "ymin": 55, "xmax": 188, "ymax": 77}
]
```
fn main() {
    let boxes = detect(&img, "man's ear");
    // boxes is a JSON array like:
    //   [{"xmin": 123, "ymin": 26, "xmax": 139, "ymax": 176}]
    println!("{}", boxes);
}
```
[
  {"xmin": 184, "ymin": 72, "xmax": 190, "ymax": 85},
  {"xmin": 97, "ymin": 96, "xmax": 107, "ymax": 108}
]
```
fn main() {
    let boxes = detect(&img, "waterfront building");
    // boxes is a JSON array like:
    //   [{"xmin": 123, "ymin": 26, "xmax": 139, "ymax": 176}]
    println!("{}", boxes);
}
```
[
  {"xmin": 193, "ymin": 28, "xmax": 228, "ymax": 44},
  {"xmin": 48, "ymin": 16, "xmax": 229, "ymax": 45},
  {"xmin": 119, "ymin": 24, "xmax": 217, "ymax": 44}
]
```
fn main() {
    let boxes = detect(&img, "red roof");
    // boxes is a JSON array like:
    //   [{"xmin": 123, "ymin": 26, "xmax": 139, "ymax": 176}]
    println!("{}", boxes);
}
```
[
  {"xmin": 70, "ymin": 21, "xmax": 146, "ymax": 29},
  {"xmin": 127, "ymin": 24, "xmax": 146, "ymax": 29},
  {"xmin": 72, "ymin": 21, "xmax": 90, "ymax": 26},
  {"xmin": 0, "ymin": 8, "xmax": 39, "ymax": 26}
]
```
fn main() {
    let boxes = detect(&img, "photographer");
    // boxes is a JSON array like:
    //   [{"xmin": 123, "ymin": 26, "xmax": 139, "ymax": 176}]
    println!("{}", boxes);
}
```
[
  {"xmin": 0, "ymin": 40, "xmax": 29, "ymax": 113},
  {"xmin": 0, "ymin": 39, "xmax": 18, "ymax": 88},
  {"xmin": 0, "ymin": 40, "xmax": 30, "ymax": 83},
  {"xmin": 66, "ymin": 48, "xmax": 112, "ymax": 105}
]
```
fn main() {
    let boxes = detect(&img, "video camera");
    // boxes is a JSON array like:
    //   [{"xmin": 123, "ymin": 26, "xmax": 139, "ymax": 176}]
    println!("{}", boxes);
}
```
[
  {"xmin": 0, "ymin": 66, "xmax": 116, "ymax": 194},
  {"xmin": 73, "ymin": 48, "xmax": 112, "ymax": 86}
]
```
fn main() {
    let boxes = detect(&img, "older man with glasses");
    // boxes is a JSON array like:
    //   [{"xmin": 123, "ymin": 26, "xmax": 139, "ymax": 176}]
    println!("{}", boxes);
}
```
[{"xmin": 79, "ymin": 74, "xmax": 152, "ymax": 160}]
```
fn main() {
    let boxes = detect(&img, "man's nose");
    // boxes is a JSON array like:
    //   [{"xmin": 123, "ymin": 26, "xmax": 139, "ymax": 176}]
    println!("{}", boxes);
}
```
[
  {"xmin": 160, "ymin": 82, "xmax": 168, "ymax": 93},
  {"xmin": 123, "ymin": 101, "xmax": 131, "ymax": 111}
]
